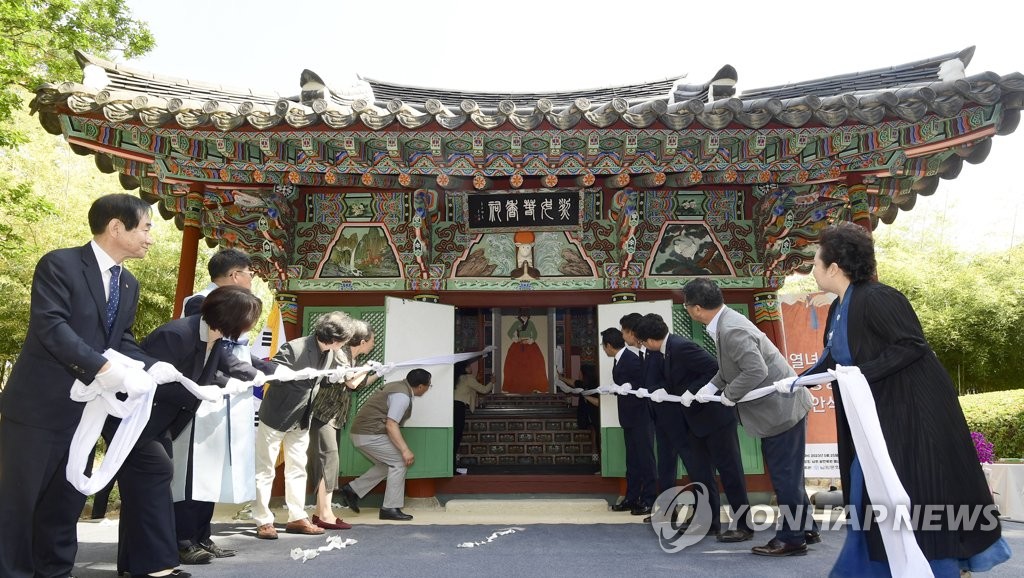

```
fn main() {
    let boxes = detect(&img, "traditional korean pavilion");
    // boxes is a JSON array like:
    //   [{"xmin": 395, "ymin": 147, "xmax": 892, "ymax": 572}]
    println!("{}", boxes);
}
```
[{"xmin": 31, "ymin": 47, "xmax": 1024, "ymax": 495}]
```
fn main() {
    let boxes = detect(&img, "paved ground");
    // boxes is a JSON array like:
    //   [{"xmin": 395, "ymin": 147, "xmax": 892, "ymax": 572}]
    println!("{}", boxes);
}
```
[{"xmin": 73, "ymin": 500, "xmax": 1021, "ymax": 577}]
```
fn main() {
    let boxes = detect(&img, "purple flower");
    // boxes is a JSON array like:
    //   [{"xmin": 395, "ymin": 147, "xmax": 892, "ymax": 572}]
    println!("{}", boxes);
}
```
[{"xmin": 971, "ymin": 432, "xmax": 995, "ymax": 463}]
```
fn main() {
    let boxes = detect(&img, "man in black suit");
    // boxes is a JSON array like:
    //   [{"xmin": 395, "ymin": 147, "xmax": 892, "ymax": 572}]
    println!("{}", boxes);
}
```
[
  {"xmin": 635, "ymin": 313, "xmax": 753, "ymax": 541},
  {"xmin": 601, "ymin": 327, "xmax": 657, "ymax": 516},
  {"xmin": 0, "ymin": 194, "xmax": 158, "ymax": 578},
  {"xmin": 620, "ymin": 312, "xmax": 679, "ymax": 500}
]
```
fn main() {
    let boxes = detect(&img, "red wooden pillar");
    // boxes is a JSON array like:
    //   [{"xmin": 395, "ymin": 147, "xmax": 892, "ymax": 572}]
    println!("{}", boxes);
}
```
[
  {"xmin": 172, "ymin": 224, "xmax": 201, "ymax": 318},
  {"xmin": 751, "ymin": 290, "xmax": 788, "ymax": 358}
]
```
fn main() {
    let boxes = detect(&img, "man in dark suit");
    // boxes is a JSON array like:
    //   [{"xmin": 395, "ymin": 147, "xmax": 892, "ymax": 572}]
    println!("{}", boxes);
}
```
[
  {"xmin": 0, "ymin": 194, "xmax": 158, "ymax": 578},
  {"xmin": 620, "ymin": 312, "xmax": 679, "ymax": 501},
  {"xmin": 601, "ymin": 327, "xmax": 656, "ymax": 516},
  {"xmin": 636, "ymin": 313, "xmax": 754, "ymax": 541}
]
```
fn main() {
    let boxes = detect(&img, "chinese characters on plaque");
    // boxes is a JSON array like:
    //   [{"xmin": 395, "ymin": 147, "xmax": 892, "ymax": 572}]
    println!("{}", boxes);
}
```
[{"xmin": 465, "ymin": 189, "xmax": 582, "ymax": 232}]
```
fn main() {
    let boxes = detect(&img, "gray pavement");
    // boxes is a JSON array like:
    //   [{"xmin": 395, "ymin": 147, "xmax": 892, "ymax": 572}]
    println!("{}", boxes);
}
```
[{"xmin": 72, "ymin": 500, "xmax": 1020, "ymax": 577}]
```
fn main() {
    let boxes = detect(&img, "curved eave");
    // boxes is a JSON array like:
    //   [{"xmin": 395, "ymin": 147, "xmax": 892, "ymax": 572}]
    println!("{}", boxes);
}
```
[{"xmin": 31, "ymin": 70, "xmax": 1024, "ymax": 132}]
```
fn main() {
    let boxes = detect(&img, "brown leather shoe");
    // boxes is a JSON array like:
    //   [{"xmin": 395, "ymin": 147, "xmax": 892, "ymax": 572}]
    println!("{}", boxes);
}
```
[
  {"xmin": 312, "ymin": 515, "xmax": 353, "ymax": 530},
  {"xmin": 285, "ymin": 517, "xmax": 325, "ymax": 535},
  {"xmin": 255, "ymin": 523, "xmax": 278, "ymax": 540},
  {"xmin": 751, "ymin": 538, "xmax": 807, "ymax": 557}
]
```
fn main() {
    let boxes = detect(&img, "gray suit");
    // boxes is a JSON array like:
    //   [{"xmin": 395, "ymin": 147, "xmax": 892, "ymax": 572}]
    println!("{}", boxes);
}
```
[
  {"xmin": 709, "ymin": 307, "xmax": 811, "ymax": 439},
  {"xmin": 707, "ymin": 306, "xmax": 816, "ymax": 545}
]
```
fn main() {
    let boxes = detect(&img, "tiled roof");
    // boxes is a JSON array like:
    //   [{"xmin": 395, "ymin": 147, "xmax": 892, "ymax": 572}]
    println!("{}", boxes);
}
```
[{"xmin": 35, "ymin": 48, "xmax": 1020, "ymax": 133}]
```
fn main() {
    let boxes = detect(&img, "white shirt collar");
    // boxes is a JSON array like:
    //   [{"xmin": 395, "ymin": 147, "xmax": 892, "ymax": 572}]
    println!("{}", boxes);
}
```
[
  {"xmin": 613, "ymin": 348, "xmax": 625, "ymax": 363},
  {"xmin": 658, "ymin": 338, "xmax": 668, "ymax": 354},
  {"xmin": 706, "ymin": 307, "xmax": 727, "ymax": 342},
  {"xmin": 90, "ymin": 240, "xmax": 117, "ymax": 273}
]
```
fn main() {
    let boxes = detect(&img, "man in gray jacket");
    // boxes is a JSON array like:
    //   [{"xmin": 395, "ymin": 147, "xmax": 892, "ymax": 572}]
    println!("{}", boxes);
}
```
[{"xmin": 682, "ymin": 278, "xmax": 818, "ymax": 557}]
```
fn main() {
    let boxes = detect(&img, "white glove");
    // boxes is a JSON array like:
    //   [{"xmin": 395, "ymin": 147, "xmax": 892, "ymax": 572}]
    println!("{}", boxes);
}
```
[
  {"xmin": 680, "ymin": 390, "xmax": 696, "ymax": 407},
  {"xmin": 122, "ymin": 366, "xmax": 156, "ymax": 398},
  {"xmin": 373, "ymin": 362, "xmax": 395, "ymax": 377},
  {"xmin": 223, "ymin": 378, "xmax": 252, "ymax": 395},
  {"xmin": 293, "ymin": 367, "xmax": 321, "ymax": 380},
  {"xmin": 649, "ymin": 389, "xmax": 676, "ymax": 404},
  {"xmin": 94, "ymin": 362, "xmax": 128, "ymax": 393},
  {"xmin": 271, "ymin": 364, "xmax": 298, "ymax": 381},
  {"xmin": 146, "ymin": 361, "xmax": 181, "ymax": 384},
  {"xmin": 697, "ymin": 383, "xmax": 718, "ymax": 397},
  {"xmin": 695, "ymin": 384, "xmax": 719, "ymax": 404},
  {"xmin": 327, "ymin": 368, "xmax": 346, "ymax": 384},
  {"xmin": 773, "ymin": 376, "xmax": 798, "ymax": 394},
  {"xmin": 366, "ymin": 360, "xmax": 384, "ymax": 371},
  {"xmin": 719, "ymin": 395, "xmax": 736, "ymax": 407},
  {"xmin": 251, "ymin": 371, "xmax": 268, "ymax": 386}
]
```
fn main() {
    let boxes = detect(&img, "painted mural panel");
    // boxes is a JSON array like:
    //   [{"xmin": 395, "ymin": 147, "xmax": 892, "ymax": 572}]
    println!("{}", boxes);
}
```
[
  {"xmin": 317, "ymin": 225, "xmax": 402, "ymax": 278},
  {"xmin": 453, "ymin": 232, "xmax": 595, "ymax": 279},
  {"xmin": 648, "ymin": 222, "xmax": 734, "ymax": 276},
  {"xmin": 500, "ymin": 310, "xmax": 550, "ymax": 394}
]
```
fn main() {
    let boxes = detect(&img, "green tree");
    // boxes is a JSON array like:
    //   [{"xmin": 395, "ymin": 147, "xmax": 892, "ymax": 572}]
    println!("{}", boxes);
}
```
[
  {"xmin": 783, "ymin": 224, "xmax": 1024, "ymax": 394},
  {"xmin": 0, "ymin": 0, "xmax": 153, "ymax": 147},
  {"xmin": 0, "ymin": 94, "xmax": 187, "ymax": 386}
]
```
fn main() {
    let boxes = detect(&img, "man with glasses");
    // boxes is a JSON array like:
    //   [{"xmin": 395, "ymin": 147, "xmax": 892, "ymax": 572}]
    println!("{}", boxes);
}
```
[
  {"xmin": 182, "ymin": 248, "xmax": 254, "ymax": 316},
  {"xmin": 341, "ymin": 368, "xmax": 432, "ymax": 521},
  {"xmin": 175, "ymin": 248, "xmax": 265, "ymax": 563}
]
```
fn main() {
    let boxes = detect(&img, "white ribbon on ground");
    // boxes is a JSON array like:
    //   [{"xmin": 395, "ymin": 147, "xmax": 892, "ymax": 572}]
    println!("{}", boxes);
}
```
[{"xmin": 831, "ymin": 365, "xmax": 932, "ymax": 578}]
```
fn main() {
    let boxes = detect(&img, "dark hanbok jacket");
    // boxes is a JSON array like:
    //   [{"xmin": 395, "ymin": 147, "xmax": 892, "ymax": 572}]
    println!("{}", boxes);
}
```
[{"xmin": 808, "ymin": 282, "xmax": 1000, "ymax": 561}]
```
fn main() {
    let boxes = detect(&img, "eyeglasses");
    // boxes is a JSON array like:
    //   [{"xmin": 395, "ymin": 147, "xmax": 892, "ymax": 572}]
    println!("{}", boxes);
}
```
[{"xmin": 231, "ymin": 269, "xmax": 255, "ymax": 278}]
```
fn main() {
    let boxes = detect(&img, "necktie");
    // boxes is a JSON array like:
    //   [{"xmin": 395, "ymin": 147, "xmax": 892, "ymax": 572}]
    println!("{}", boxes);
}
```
[
  {"xmin": 639, "ymin": 350, "xmax": 646, "ymax": 362},
  {"xmin": 105, "ymin": 265, "xmax": 121, "ymax": 336}
]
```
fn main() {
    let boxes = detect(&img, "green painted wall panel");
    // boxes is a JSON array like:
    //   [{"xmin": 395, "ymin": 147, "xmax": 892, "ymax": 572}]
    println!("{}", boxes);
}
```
[
  {"xmin": 600, "ymin": 425, "xmax": 763, "ymax": 478},
  {"xmin": 340, "ymin": 427, "xmax": 452, "ymax": 479}
]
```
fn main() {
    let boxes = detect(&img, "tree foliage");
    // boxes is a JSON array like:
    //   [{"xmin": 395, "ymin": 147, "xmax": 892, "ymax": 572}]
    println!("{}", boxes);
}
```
[
  {"xmin": 0, "ymin": 94, "xmax": 185, "ymax": 386},
  {"xmin": 875, "ymin": 230, "xmax": 1024, "ymax": 394},
  {"xmin": 0, "ymin": 0, "xmax": 154, "ymax": 147}
]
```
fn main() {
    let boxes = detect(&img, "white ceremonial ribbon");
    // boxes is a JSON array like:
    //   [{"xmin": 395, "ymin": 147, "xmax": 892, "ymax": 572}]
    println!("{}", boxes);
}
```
[
  {"xmin": 67, "ymin": 349, "xmax": 157, "ymax": 495},
  {"xmin": 593, "ymin": 372, "xmax": 835, "ymax": 406},
  {"xmin": 831, "ymin": 365, "xmax": 932, "ymax": 578},
  {"xmin": 67, "ymin": 349, "xmax": 254, "ymax": 496},
  {"xmin": 699, "ymin": 372, "xmax": 837, "ymax": 405}
]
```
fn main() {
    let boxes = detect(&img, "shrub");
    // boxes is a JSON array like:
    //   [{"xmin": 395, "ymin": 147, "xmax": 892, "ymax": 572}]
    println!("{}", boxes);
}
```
[{"xmin": 959, "ymin": 389, "xmax": 1024, "ymax": 460}]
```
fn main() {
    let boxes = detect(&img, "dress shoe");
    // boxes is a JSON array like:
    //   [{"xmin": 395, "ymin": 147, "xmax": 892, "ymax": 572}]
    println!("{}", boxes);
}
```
[
  {"xmin": 285, "ymin": 517, "xmax": 325, "ymax": 535},
  {"xmin": 341, "ymin": 483, "xmax": 361, "ymax": 513},
  {"xmin": 378, "ymin": 507, "xmax": 414, "ymax": 521},
  {"xmin": 313, "ymin": 515, "xmax": 352, "ymax": 530},
  {"xmin": 717, "ymin": 529, "xmax": 754, "ymax": 542},
  {"xmin": 751, "ymin": 538, "xmax": 808, "ymax": 557},
  {"xmin": 805, "ymin": 530, "xmax": 822, "ymax": 544},
  {"xmin": 199, "ymin": 539, "xmax": 236, "ymax": 558},
  {"xmin": 610, "ymin": 500, "xmax": 636, "ymax": 512},
  {"xmin": 178, "ymin": 544, "xmax": 214, "ymax": 565},
  {"xmin": 630, "ymin": 505, "xmax": 652, "ymax": 516},
  {"xmin": 255, "ymin": 523, "xmax": 278, "ymax": 540}
]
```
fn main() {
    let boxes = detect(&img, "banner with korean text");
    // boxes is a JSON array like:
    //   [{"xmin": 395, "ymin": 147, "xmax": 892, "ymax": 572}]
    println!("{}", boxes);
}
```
[{"xmin": 781, "ymin": 291, "xmax": 840, "ymax": 478}]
